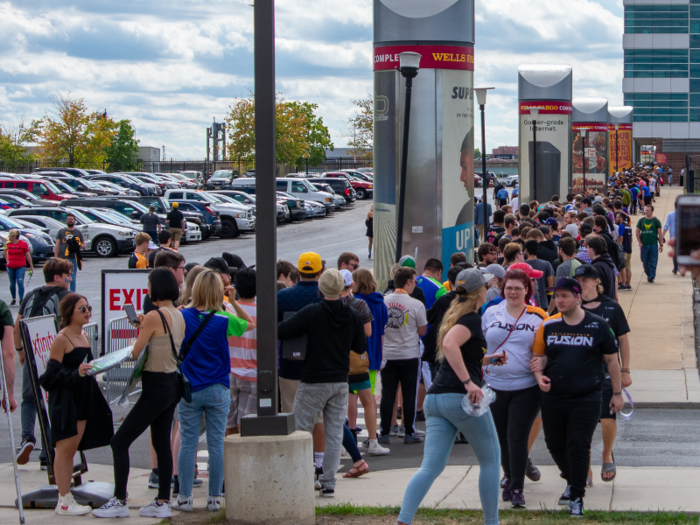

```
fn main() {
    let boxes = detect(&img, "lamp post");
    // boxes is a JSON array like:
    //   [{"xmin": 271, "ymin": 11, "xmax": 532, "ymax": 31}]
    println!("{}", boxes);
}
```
[
  {"xmin": 395, "ymin": 51, "xmax": 421, "ymax": 263},
  {"xmin": 581, "ymin": 128, "xmax": 588, "ymax": 196},
  {"xmin": 615, "ymin": 123, "xmax": 619, "ymax": 176},
  {"xmin": 475, "ymin": 87, "xmax": 495, "ymax": 242},
  {"xmin": 529, "ymin": 108, "xmax": 539, "ymax": 202}
]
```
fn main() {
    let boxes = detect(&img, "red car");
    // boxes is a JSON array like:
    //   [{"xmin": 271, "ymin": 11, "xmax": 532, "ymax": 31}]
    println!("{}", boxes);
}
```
[{"xmin": 321, "ymin": 171, "xmax": 373, "ymax": 200}]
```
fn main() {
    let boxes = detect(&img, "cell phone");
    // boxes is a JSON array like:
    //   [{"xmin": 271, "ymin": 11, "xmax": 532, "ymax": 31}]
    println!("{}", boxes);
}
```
[
  {"xmin": 490, "ymin": 350, "xmax": 507, "ymax": 364},
  {"xmin": 123, "ymin": 303, "xmax": 140, "ymax": 325},
  {"xmin": 676, "ymin": 195, "xmax": 700, "ymax": 266}
]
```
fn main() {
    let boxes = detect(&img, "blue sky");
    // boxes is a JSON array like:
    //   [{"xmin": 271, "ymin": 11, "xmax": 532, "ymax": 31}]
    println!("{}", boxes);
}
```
[{"xmin": 0, "ymin": 0, "xmax": 624, "ymax": 159}]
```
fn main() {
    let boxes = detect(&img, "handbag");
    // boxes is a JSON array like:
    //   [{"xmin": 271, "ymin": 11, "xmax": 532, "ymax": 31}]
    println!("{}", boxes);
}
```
[{"xmin": 157, "ymin": 308, "xmax": 216, "ymax": 403}]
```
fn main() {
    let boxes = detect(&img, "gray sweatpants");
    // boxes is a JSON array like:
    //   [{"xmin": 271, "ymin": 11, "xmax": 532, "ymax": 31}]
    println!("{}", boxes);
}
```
[{"xmin": 293, "ymin": 382, "xmax": 348, "ymax": 490}]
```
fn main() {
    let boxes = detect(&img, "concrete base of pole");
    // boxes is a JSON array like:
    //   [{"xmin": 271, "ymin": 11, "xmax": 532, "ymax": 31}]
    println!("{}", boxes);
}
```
[{"xmin": 224, "ymin": 430, "xmax": 315, "ymax": 525}]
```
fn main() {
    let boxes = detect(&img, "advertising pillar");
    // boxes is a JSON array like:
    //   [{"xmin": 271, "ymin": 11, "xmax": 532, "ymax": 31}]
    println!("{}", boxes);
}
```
[
  {"xmin": 373, "ymin": 0, "xmax": 475, "ymax": 283},
  {"xmin": 572, "ymin": 98, "xmax": 609, "ymax": 195},
  {"xmin": 608, "ymin": 106, "xmax": 634, "ymax": 174}
]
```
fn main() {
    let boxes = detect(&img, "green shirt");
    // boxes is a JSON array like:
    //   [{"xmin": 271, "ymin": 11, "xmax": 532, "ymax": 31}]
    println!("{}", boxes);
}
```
[
  {"xmin": 636, "ymin": 217, "xmax": 662, "ymax": 246},
  {"xmin": 621, "ymin": 189, "xmax": 631, "ymax": 206},
  {"xmin": 0, "ymin": 300, "xmax": 13, "ymax": 328}
]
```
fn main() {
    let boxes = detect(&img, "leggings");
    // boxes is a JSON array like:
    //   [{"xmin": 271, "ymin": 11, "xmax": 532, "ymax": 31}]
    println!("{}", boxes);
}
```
[
  {"xmin": 342, "ymin": 423, "xmax": 363, "ymax": 463},
  {"xmin": 490, "ymin": 384, "xmax": 541, "ymax": 491},
  {"xmin": 110, "ymin": 371, "xmax": 180, "ymax": 501}
]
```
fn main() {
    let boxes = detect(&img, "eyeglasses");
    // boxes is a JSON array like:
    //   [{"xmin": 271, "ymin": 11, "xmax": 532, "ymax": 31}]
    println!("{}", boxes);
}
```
[
  {"xmin": 175, "ymin": 265, "xmax": 185, "ymax": 270},
  {"xmin": 78, "ymin": 305, "xmax": 93, "ymax": 313},
  {"xmin": 504, "ymin": 287, "xmax": 526, "ymax": 292}
]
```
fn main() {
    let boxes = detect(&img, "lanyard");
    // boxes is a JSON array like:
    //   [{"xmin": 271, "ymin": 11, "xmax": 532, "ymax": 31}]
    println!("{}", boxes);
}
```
[
  {"xmin": 484, "ymin": 305, "xmax": 526, "ymax": 376},
  {"xmin": 619, "ymin": 388, "xmax": 634, "ymax": 420}
]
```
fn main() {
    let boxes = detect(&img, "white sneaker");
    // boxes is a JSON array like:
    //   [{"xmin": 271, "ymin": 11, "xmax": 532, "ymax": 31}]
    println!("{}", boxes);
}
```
[
  {"xmin": 55, "ymin": 493, "xmax": 91, "ymax": 516},
  {"xmin": 367, "ymin": 439, "xmax": 390, "ymax": 456},
  {"xmin": 397, "ymin": 426, "xmax": 405, "ymax": 438},
  {"xmin": 172, "ymin": 495, "xmax": 193, "ymax": 512},
  {"xmin": 93, "ymin": 497, "xmax": 130, "ymax": 518},
  {"xmin": 207, "ymin": 495, "xmax": 222, "ymax": 512},
  {"xmin": 139, "ymin": 499, "xmax": 172, "ymax": 518}
]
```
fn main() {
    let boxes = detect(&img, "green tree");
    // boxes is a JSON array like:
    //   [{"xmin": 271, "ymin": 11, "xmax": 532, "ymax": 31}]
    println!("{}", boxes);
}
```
[
  {"xmin": 346, "ymin": 95, "xmax": 372, "ymax": 160},
  {"xmin": 474, "ymin": 148, "xmax": 482, "ymax": 159},
  {"xmin": 105, "ymin": 120, "xmax": 140, "ymax": 171}
]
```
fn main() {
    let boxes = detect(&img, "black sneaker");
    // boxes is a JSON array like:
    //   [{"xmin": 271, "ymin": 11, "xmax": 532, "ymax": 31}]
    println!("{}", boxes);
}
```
[
  {"xmin": 415, "ymin": 410, "xmax": 426, "ymax": 422},
  {"xmin": 148, "ymin": 472, "xmax": 159, "ymax": 489},
  {"xmin": 511, "ymin": 489, "xmax": 526, "ymax": 509},
  {"xmin": 647, "ymin": 278, "xmax": 654, "ymax": 283},
  {"xmin": 501, "ymin": 479, "xmax": 512, "ymax": 502},
  {"xmin": 525, "ymin": 457, "xmax": 541, "ymax": 482},
  {"xmin": 569, "ymin": 497, "xmax": 584, "ymax": 518},
  {"xmin": 321, "ymin": 488, "xmax": 334, "ymax": 498},
  {"xmin": 16, "ymin": 439, "xmax": 34, "ymax": 465},
  {"xmin": 557, "ymin": 485, "xmax": 571, "ymax": 506},
  {"xmin": 10, "ymin": 299, "xmax": 16, "ymax": 306}
]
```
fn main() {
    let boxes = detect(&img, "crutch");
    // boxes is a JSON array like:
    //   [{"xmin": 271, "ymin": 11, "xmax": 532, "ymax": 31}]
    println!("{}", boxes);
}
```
[{"xmin": 0, "ymin": 350, "xmax": 26, "ymax": 524}]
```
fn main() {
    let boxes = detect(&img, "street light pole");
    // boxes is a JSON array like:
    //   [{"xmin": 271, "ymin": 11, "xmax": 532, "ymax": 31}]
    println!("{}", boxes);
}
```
[
  {"xmin": 475, "ymin": 87, "xmax": 495, "ymax": 242},
  {"xmin": 529, "ymin": 108, "xmax": 539, "ymax": 202},
  {"xmin": 615, "ymin": 123, "xmax": 619, "ymax": 176},
  {"xmin": 395, "ymin": 52, "xmax": 421, "ymax": 263},
  {"xmin": 581, "ymin": 128, "xmax": 588, "ymax": 196}
]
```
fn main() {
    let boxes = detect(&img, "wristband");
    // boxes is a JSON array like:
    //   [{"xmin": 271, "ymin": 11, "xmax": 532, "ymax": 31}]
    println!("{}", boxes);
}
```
[
  {"xmin": 462, "ymin": 378, "xmax": 472, "ymax": 385},
  {"xmin": 613, "ymin": 392, "xmax": 622, "ymax": 396},
  {"xmin": 15, "ymin": 347, "xmax": 23, "ymax": 353}
]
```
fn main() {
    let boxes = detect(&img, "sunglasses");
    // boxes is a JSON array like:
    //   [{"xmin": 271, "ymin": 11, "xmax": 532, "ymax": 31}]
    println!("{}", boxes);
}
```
[{"xmin": 78, "ymin": 305, "xmax": 93, "ymax": 314}]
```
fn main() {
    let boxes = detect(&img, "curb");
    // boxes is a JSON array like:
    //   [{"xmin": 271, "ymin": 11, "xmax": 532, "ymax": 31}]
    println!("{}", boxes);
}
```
[{"xmin": 634, "ymin": 402, "xmax": 700, "ymax": 409}]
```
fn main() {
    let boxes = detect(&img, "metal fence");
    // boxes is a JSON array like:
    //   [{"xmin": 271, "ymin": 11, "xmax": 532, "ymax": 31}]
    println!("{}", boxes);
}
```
[
  {"xmin": 84, "ymin": 322, "xmax": 99, "ymax": 359},
  {"xmin": 102, "ymin": 315, "xmax": 141, "ymax": 405}
]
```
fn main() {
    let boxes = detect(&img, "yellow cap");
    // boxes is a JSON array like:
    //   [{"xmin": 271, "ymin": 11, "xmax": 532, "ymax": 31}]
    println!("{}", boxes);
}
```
[
  {"xmin": 298, "ymin": 252, "xmax": 322, "ymax": 273},
  {"xmin": 172, "ymin": 202, "xmax": 179, "ymax": 208}
]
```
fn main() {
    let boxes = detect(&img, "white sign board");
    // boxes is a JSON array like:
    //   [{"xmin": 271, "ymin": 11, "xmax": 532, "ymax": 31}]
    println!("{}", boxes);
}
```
[
  {"xmin": 585, "ymin": 147, "xmax": 596, "ymax": 159},
  {"xmin": 101, "ymin": 270, "xmax": 150, "ymax": 353},
  {"xmin": 22, "ymin": 315, "xmax": 59, "ymax": 402}
]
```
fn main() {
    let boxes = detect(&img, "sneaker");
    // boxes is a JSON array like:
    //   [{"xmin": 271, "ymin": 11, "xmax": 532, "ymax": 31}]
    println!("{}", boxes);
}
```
[
  {"xmin": 148, "ymin": 471, "xmax": 159, "ymax": 489},
  {"xmin": 525, "ymin": 457, "xmax": 541, "ymax": 482},
  {"xmin": 321, "ymin": 488, "xmax": 335, "ymax": 498},
  {"xmin": 193, "ymin": 478, "xmax": 203, "ymax": 487},
  {"xmin": 501, "ymin": 479, "xmax": 512, "ymax": 502},
  {"xmin": 368, "ymin": 252, "xmax": 372, "ymax": 259},
  {"xmin": 617, "ymin": 283, "xmax": 625, "ymax": 290},
  {"xmin": 367, "ymin": 440, "xmax": 390, "ymax": 456},
  {"xmin": 511, "ymin": 489, "xmax": 526, "ymax": 509},
  {"xmin": 377, "ymin": 434, "xmax": 391, "ymax": 445},
  {"xmin": 557, "ymin": 485, "xmax": 571, "ymax": 506},
  {"xmin": 10, "ymin": 299, "xmax": 16, "ymax": 306},
  {"xmin": 647, "ymin": 278, "xmax": 654, "ymax": 283},
  {"xmin": 172, "ymin": 495, "xmax": 193, "ymax": 512},
  {"xmin": 139, "ymin": 499, "xmax": 171, "ymax": 518},
  {"xmin": 39, "ymin": 458, "xmax": 47, "ymax": 471},
  {"xmin": 207, "ymin": 496, "xmax": 222, "ymax": 512},
  {"xmin": 93, "ymin": 497, "xmax": 130, "ymax": 518},
  {"xmin": 415, "ymin": 409, "xmax": 426, "ymax": 422},
  {"xmin": 314, "ymin": 466, "xmax": 323, "ymax": 490},
  {"xmin": 397, "ymin": 426, "xmax": 405, "ymax": 438},
  {"xmin": 16, "ymin": 439, "xmax": 34, "ymax": 465},
  {"xmin": 55, "ymin": 493, "xmax": 92, "ymax": 516},
  {"xmin": 569, "ymin": 497, "xmax": 584, "ymax": 518},
  {"xmin": 403, "ymin": 434, "xmax": 423, "ymax": 444},
  {"xmin": 389, "ymin": 425, "xmax": 400, "ymax": 436}
]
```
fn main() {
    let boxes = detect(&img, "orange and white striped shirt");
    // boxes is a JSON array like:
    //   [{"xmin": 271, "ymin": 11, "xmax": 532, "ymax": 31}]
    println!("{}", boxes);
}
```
[{"xmin": 228, "ymin": 300, "xmax": 257, "ymax": 381}]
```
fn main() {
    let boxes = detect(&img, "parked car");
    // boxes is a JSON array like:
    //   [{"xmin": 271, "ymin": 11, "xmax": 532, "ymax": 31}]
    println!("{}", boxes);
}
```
[
  {"xmin": 8, "ymin": 207, "xmax": 137, "ymax": 257},
  {"xmin": 308, "ymin": 177, "xmax": 356, "ymax": 204},
  {"xmin": 163, "ymin": 190, "xmax": 254, "ymax": 239},
  {"xmin": 356, "ymin": 167, "xmax": 373, "ymax": 173},
  {"xmin": 500, "ymin": 174, "xmax": 519, "ymax": 187},
  {"xmin": 0, "ymin": 178, "xmax": 77, "ymax": 202},
  {"xmin": 162, "ymin": 173, "xmax": 198, "ymax": 189},
  {"xmin": 94, "ymin": 181, "xmax": 141, "ymax": 196},
  {"xmin": 206, "ymin": 170, "xmax": 238, "ymax": 190},
  {"xmin": 116, "ymin": 196, "xmax": 207, "ymax": 236},
  {"xmin": 84, "ymin": 169, "xmax": 108, "ymax": 175},
  {"xmin": 275, "ymin": 192, "xmax": 307, "ymax": 221},
  {"xmin": 321, "ymin": 171, "xmax": 373, "ymax": 200},
  {"xmin": 53, "ymin": 176, "xmax": 119, "ymax": 196},
  {"xmin": 125, "ymin": 172, "xmax": 178, "ymax": 191},
  {"xmin": 33, "ymin": 167, "xmax": 91, "ymax": 178},
  {"xmin": 47, "ymin": 178, "xmax": 99, "ymax": 198},
  {"xmin": 0, "ymin": 195, "xmax": 34, "ymax": 209},
  {"xmin": 85, "ymin": 173, "xmax": 154, "ymax": 196},
  {"xmin": 162, "ymin": 200, "xmax": 221, "ymax": 239},
  {"xmin": 15, "ymin": 215, "xmax": 78, "ymax": 240},
  {"xmin": 341, "ymin": 169, "xmax": 373, "ymax": 182},
  {"xmin": 304, "ymin": 200, "xmax": 328, "ymax": 218},
  {"xmin": 309, "ymin": 182, "xmax": 346, "ymax": 210},
  {"xmin": 231, "ymin": 178, "xmax": 334, "ymax": 213},
  {"xmin": 0, "ymin": 189, "xmax": 59, "ymax": 207},
  {"xmin": 0, "ymin": 214, "xmax": 52, "ymax": 263}
]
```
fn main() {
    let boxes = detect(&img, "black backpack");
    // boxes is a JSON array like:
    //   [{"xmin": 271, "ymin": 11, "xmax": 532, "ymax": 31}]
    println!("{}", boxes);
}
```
[{"xmin": 23, "ymin": 287, "xmax": 63, "ymax": 320}]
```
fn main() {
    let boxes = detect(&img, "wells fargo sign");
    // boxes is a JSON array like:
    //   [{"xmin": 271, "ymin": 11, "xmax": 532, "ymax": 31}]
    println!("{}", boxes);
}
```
[{"xmin": 373, "ymin": 45, "xmax": 474, "ymax": 71}]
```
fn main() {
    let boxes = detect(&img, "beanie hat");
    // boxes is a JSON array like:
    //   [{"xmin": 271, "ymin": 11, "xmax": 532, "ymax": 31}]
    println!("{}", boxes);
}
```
[{"xmin": 318, "ymin": 269, "xmax": 344, "ymax": 299}]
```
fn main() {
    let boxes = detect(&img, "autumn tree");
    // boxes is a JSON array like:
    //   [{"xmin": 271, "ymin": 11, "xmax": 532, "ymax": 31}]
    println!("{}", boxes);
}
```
[
  {"xmin": 0, "ymin": 117, "xmax": 36, "ymax": 170},
  {"xmin": 105, "ymin": 120, "xmax": 140, "ymax": 171},
  {"xmin": 345, "ymin": 95, "xmax": 373, "ymax": 160},
  {"xmin": 33, "ymin": 93, "xmax": 118, "ymax": 167}
]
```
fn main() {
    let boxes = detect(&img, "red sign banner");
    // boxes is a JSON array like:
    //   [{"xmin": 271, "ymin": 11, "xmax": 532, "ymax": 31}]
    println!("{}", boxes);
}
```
[
  {"xmin": 608, "ymin": 124, "xmax": 633, "ymax": 131},
  {"xmin": 373, "ymin": 45, "xmax": 474, "ymax": 71},
  {"xmin": 572, "ymin": 123, "xmax": 608, "ymax": 133},
  {"xmin": 519, "ymin": 101, "xmax": 572, "ymax": 115},
  {"xmin": 657, "ymin": 153, "xmax": 667, "ymax": 163}
]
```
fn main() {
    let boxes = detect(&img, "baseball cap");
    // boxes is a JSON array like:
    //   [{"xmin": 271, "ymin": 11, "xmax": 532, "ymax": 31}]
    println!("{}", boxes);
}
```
[
  {"xmin": 574, "ymin": 263, "xmax": 599, "ymax": 280},
  {"xmin": 545, "ymin": 217, "xmax": 558, "ymax": 228},
  {"xmin": 546, "ymin": 276, "xmax": 582, "ymax": 295},
  {"xmin": 582, "ymin": 197, "xmax": 592, "ymax": 205},
  {"xmin": 298, "ymin": 252, "xmax": 322, "ymax": 273},
  {"xmin": 508, "ymin": 262, "xmax": 543, "ymax": 279},
  {"xmin": 204, "ymin": 256, "xmax": 236, "ymax": 276},
  {"xmin": 172, "ymin": 202, "xmax": 179, "ymax": 208},
  {"xmin": 222, "ymin": 252, "xmax": 247, "ymax": 270},
  {"xmin": 454, "ymin": 268, "xmax": 487, "ymax": 294},
  {"xmin": 480, "ymin": 264, "xmax": 506, "ymax": 282},
  {"xmin": 318, "ymin": 269, "xmax": 344, "ymax": 299},
  {"xmin": 399, "ymin": 255, "xmax": 416, "ymax": 269},
  {"xmin": 339, "ymin": 269, "xmax": 354, "ymax": 287}
]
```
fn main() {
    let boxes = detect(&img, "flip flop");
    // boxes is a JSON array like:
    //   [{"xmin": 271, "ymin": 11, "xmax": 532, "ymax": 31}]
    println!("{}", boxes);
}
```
[
  {"xmin": 601, "ymin": 452, "xmax": 616, "ymax": 482},
  {"xmin": 586, "ymin": 476, "xmax": 593, "ymax": 488},
  {"xmin": 342, "ymin": 460, "xmax": 370, "ymax": 478}
]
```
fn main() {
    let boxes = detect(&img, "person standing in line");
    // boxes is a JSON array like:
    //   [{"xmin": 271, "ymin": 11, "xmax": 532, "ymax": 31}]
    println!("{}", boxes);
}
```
[
  {"xmin": 141, "ymin": 205, "xmax": 161, "ymax": 245},
  {"xmin": 530, "ymin": 277, "xmax": 623, "ymax": 517},
  {"xmin": 416, "ymin": 258, "xmax": 447, "ymax": 310},
  {"xmin": 54, "ymin": 213, "xmax": 84, "ymax": 293},
  {"xmin": 616, "ymin": 212, "xmax": 633, "ymax": 290},
  {"xmin": 394, "ymin": 269, "xmax": 504, "ymax": 525},
  {"xmin": 555, "ymin": 237, "xmax": 582, "ymax": 281},
  {"xmin": 663, "ymin": 203, "xmax": 678, "ymax": 275},
  {"xmin": 667, "ymin": 167, "xmax": 673, "ymax": 186},
  {"xmin": 585, "ymin": 235, "xmax": 617, "ymax": 301},
  {"xmin": 4, "ymin": 229, "xmax": 33, "ymax": 305},
  {"xmin": 166, "ymin": 202, "xmax": 185, "ymax": 251},
  {"xmin": 475, "ymin": 196, "xmax": 493, "ymax": 243},
  {"xmin": 635, "ymin": 205, "xmax": 663, "ymax": 283},
  {"xmin": 523, "ymin": 240, "xmax": 554, "ymax": 310},
  {"xmin": 129, "ymin": 233, "xmax": 153, "ymax": 269},
  {"xmin": 366, "ymin": 204, "xmax": 374, "ymax": 259}
]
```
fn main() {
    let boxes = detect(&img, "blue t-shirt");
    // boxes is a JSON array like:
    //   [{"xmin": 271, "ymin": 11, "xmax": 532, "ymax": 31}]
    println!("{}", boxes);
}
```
[
  {"xmin": 630, "ymin": 187, "xmax": 639, "ymax": 200},
  {"xmin": 181, "ymin": 308, "xmax": 248, "ymax": 392},
  {"xmin": 497, "ymin": 188, "xmax": 509, "ymax": 200},
  {"xmin": 416, "ymin": 275, "xmax": 446, "ymax": 310},
  {"xmin": 618, "ymin": 223, "xmax": 632, "ymax": 254},
  {"xmin": 354, "ymin": 292, "xmax": 388, "ymax": 370},
  {"xmin": 512, "ymin": 187, "xmax": 519, "ymax": 196},
  {"xmin": 642, "ymin": 186, "xmax": 651, "ymax": 197}
]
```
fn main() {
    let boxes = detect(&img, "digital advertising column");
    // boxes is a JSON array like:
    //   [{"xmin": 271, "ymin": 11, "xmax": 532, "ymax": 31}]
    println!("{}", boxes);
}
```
[
  {"xmin": 517, "ymin": 65, "xmax": 573, "ymax": 204},
  {"xmin": 608, "ymin": 106, "xmax": 634, "ymax": 174},
  {"xmin": 572, "ymin": 98, "xmax": 609, "ymax": 195},
  {"xmin": 373, "ymin": 0, "xmax": 475, "ymax": 284}
]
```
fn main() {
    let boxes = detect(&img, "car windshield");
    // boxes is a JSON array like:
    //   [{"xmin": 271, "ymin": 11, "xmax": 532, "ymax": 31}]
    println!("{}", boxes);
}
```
[
  {"xmin": 119, "ymin": 174, "xmax": 142, "ymax": 184},
  {"xmin": 212, "ymin": 194, "xmax": 237, "ymax": 204},
  {"xmin": 53, "ymin": 180, "xmax": 74, "ymax": 192},
  {"xmin": 42, "ymin": 181, "xmax": 62, "ymax": 193},
  {"xmin": 211, "ymin": 171, "xmax": 232, "ymax": 179},
  {"xmin": 92, "ymin": 209, "xmax": 133, "ymax": 225},
  {"xmin": 0, "ymin": 215, "xmax": 25, "ymax": 229},
  {"xmin": 64, "ymin": 210, "xmax": 94, "ymax": 224}
]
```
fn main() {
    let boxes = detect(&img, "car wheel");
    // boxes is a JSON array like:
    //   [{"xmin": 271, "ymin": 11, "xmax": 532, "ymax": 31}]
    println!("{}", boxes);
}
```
[
  {"xmin": 356, "ymin": 189, "xmax": 367, "ymax": 200},
  {"xmin": 220, "ymin": 219, "xmax": 239, "ymax": 239},
  {"xmin": 94, "ymin": 236, "xmax": 117, "ymax": 257}
]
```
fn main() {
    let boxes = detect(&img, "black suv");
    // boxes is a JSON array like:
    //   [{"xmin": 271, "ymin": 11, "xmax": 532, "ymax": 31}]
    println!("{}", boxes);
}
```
[
  {"xmin": 33, "ymin": 167, "xmax": 90, "ymax": 178},
  {"xmin": 308, "ymin": 178, "xmax": 356, "ymax": 204}
]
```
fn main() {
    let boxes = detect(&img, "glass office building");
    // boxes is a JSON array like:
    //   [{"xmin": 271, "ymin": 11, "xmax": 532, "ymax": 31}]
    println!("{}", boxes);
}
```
[{"xmin": 623, "ymin": 0, "xmax": 700, "ymax": 165}]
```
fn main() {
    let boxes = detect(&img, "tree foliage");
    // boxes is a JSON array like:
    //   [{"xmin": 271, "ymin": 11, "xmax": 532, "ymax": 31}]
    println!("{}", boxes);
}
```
[
  {"xmin": 225, "ymin": 93, "xmax": 333, "ymax": 167},
  {"xmin": 105, "ymin": 120, "xmax": 140, "ymax": 171},
  {"xmin": 346, "ymin": 95, "xmax": 373, "ymax": 160},
  {"xmin": 33, "ymin": 93, "xmax": 118, "ymax": 167},
  {"xmin": 0, "ymin": 118, "xmax": 35, "ymax": 170}
]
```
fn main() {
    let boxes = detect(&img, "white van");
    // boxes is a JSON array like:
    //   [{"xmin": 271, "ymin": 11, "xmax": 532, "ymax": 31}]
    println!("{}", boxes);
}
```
[{"xmin": 230, "ymin": 177, "xmax": 334, "ymax": 212}]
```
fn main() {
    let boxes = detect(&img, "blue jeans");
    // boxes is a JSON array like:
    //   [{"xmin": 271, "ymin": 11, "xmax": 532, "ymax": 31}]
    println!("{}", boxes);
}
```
[
  {"xmin": 640, "ymin": 244, "xmax": 658, "ymax": 280},
  {"xmin": 398, "ymin": 394, "xmax": 500, "ymax": 525},
  {"xmin": 64, "ymin": 257, "xmax": 77, "ymax": 292},
  {"xmin": 177, "ymin": 383, "xmax": 229, "ymax": 498},
  {"xmin": 7, "ymin": 266, "xmax": 26, "ymax": 301},
  {"xmin": 21, "ymin": 359, "xmax": 48, "ymax": 460}
]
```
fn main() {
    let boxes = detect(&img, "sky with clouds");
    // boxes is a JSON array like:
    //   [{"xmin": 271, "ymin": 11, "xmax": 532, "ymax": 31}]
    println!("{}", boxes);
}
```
[{"xmin": 0, "ymin": 0, "xmax": 624, "ymax": 159}]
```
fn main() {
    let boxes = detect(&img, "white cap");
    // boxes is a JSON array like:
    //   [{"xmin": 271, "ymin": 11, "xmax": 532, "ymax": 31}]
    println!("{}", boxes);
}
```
[{"xmin": 339, "ymin": 269, "xmax": 353, "ymax": 287}]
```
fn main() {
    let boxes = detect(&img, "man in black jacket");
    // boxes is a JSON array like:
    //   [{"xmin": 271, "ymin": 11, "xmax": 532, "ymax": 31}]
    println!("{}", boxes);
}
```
[
  {"xmin": 278, "ymin": 269, "xmax": 367, "ymax": 498},
  {"xmin": 586, "ymin": 234, "xmax": 618, "ymax": 301},
  {"xmin": 592, "ymin": 215, "xmax": 622, "ymax": 271}
]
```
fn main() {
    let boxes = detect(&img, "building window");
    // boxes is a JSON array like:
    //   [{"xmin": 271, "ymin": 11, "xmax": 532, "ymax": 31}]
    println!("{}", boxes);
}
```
[
  {"xmin": 625, "ymin": 5, "xmax": 689, "ymax": 33},
  {"xmin": 625, "ymin": 93, "xmax": 689, "ymax": 122}
]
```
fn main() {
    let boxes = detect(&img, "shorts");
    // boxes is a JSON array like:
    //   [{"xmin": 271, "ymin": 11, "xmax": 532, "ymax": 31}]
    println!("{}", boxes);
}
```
[
  {"xmin": 624, "ymin": 253, "xmax": 632, "ymax": 271},
  {"xmin": 349, "ymin": 379, "xmax": 372, "ymax": 394},
  {"xmin": 279, "ymin": 377, "xmax": 322, "ymax": 423},
  {"xmin": 600, "ymin": 378, "xmax": 616, "ymax": 420},
  {"xmin": 227, "ymin": 375, "xmax": 257, "ymax": 429},
  {"xmin": 170, "ymin": 228, "xmax": 183, "ymax": 242}
]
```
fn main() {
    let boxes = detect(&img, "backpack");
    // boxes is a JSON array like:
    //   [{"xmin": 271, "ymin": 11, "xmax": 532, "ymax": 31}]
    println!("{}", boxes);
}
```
[{"xmin": 23, "ymin": 287, "xmax": 63, "ymax": 320}]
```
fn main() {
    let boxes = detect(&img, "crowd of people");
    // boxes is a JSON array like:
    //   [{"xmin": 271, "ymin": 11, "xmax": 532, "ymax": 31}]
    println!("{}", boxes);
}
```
[{"xmin": 1, "ymin": 160, "xmax": 695, "ymax": 523}]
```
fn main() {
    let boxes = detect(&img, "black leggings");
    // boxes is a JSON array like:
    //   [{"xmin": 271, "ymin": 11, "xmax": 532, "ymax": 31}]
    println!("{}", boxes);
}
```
[
  {"xmin": 379, "ymin": 358, "xmax": 420, "ymax": 437},
  {"xmin": 541, "ymin": 394, "xmax": 601, "ymax": 501},
  {"xmin": 110, "ymin": 371, "xmax": 181, "ymax": 501},
  {"xmin": 490, "ymin": 384, "xmax": 541, "ymax": 491}
]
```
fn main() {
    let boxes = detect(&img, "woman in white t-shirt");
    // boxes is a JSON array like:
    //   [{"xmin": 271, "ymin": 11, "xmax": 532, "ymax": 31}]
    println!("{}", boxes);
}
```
[{"xmin": 481, "ymin": 268, "xmax": 547, "ymax": 509}]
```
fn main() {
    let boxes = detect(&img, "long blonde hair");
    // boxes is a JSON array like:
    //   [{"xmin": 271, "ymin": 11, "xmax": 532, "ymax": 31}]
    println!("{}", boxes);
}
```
[
  {"xmin": 436, "ymin": 286, "xmax": 484, "ymax": 361},
  {"xmin": 188, "ymin": 269, "xmax": 224, "ymax": 311},
  {"xmin": 181, "ymin": 264, "xmax": 206, "ymax": 305}
]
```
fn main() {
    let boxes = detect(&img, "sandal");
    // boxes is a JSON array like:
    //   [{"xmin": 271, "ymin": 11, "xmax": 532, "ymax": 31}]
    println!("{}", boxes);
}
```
[
  {"xmin": 601, "ymin": 451, "xmax": 616, "ymax": 482},
  {"xmin": 342, "ymin": 460, "xmax": 370, "ymax": 478},
  {"xmin": 586, "ymin": 476, "xmax": 594, "ymax": 488}
]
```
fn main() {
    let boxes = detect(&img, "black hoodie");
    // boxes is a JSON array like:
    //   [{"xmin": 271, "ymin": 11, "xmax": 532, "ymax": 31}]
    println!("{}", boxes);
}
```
[
  {"xmin": 278, "ymin": 299, "xmax": 367, "ymax": 383},
  {"xmin": 538, "ymin": 239, "xmax": 559, "ymax": 268},
  {"xmin": 591, "ymin": 253, "xmax": 617, "ymax": 300}
]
